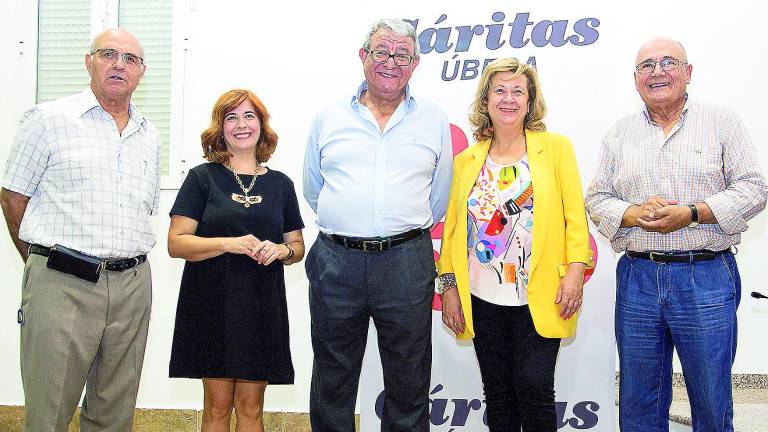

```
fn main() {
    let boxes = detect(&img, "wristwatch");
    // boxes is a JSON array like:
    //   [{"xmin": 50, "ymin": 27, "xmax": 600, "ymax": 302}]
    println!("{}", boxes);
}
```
[{"xmin": 687, "ymin": 204, "xmax": 699, "ymax": 228}]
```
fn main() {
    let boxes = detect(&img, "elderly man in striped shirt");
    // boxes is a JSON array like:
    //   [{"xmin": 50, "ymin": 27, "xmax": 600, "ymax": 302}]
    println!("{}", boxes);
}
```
[
  {"xmin": 585, "ymin": 37, "xmax": 768, "ymax": 432},
  {"xmin": 1, "ymin": 28, "xmax": 159, "ymax": 431}
]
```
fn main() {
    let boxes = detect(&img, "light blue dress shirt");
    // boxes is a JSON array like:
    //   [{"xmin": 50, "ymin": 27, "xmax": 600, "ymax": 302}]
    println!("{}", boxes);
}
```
[{"xmin": 303, "ymin": 82, "xmax": 453, "ymax": 237}]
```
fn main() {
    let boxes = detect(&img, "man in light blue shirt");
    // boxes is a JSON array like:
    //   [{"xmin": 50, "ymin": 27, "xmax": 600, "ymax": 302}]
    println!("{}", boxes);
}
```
[{"xmin": 303, "ymin": 18, "xmax": 452, "ymax": 432}]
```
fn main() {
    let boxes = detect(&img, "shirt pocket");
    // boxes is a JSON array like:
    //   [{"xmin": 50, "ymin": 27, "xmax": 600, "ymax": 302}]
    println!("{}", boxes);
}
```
[
  {"xmin": 689, "ymin": 143, "xmax": 723, "ymax": 187},
  {"xmin": 122, "ymin": 153, "xmax": 158, "ymax": 215}
]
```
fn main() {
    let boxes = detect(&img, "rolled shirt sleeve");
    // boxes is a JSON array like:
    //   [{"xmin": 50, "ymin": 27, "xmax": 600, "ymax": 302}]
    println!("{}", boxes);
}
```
[
  {"xmin": 584, "ymin": 128, "xmax": 634, "ymax": 243},
  {"xmin": 703, "ymin": 112, "xmax": 768, "ymax": 235}
]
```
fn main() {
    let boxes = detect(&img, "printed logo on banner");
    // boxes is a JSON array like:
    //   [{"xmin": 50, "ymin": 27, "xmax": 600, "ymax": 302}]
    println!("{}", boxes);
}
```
[
  {"xmin": 374, "ymin": 385, "xmax": 600, "ymax": 429},
  {"xmin": 404, "ymin": 11, "xmax": 601, "ymax": 81}
]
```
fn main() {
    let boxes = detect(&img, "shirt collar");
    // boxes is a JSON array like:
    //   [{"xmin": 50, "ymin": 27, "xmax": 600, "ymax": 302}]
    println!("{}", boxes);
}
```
[
  {"xmin": 350, "ymin": 81, "xmax": 416, "ymax": 111},
  {"xmin": 76, "ymin": 87, "xmax": 147, "ymax": 127},
  {"xmin": 642, "ymin": 93, "xmax": 690, "ymax": 125}
]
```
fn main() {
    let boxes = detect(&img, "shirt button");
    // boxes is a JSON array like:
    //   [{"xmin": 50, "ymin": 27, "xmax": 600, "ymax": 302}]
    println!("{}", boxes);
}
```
[{"xmin": 120, "ymin": 231, "xmax": 125, "ymax": 236}]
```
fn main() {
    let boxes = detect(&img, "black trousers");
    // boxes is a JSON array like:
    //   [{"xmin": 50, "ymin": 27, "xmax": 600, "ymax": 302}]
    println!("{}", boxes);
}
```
[
  {"xmin": 306, "ymin": 232, "xmax": 436, "ymax": 432},
  {"xmin": 471, "ymin": 295, "xmax": 561, "ymax": 432}
]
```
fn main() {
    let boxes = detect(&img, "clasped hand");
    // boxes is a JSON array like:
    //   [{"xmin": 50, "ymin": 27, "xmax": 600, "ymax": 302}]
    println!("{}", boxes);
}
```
[
  {"xmin": 633, "ymin": 196, "xmax": 691, "ymax": 234},
  {"xmin": 226, "ymin": 234, "xmax": 286, "ymax": 265}
]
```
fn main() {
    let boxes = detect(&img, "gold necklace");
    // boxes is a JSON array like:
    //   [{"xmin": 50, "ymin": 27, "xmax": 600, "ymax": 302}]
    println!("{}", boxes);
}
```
[{"xmin": 225, "ymin": 162, "xmax": 263, "ymax": 208}]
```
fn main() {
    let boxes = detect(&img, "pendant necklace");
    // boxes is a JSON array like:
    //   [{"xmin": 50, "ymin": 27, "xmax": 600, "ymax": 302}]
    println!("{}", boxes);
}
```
[{"xmin": 225, "ymin": 162, "xmax": 263, "ymax": 207}]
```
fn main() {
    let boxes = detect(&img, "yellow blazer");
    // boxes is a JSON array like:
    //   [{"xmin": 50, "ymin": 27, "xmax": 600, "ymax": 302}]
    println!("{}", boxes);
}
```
[{"xmin": 438, "ymin": 131, "xmax": 593, "ymax": 339}]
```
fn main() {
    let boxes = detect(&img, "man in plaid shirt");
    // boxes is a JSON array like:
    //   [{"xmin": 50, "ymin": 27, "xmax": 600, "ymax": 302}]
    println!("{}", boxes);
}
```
[
  {"xmin": 586, "ymin": 37, "xmax": 768, "ymax": 432},
  {"xmin": 1, "ymin": 28, "xmax": 160, "ymax": 431}
]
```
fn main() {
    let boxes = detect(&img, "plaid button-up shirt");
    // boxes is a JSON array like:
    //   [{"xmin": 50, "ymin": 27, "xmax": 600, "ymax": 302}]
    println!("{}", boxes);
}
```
[
  {"xmin": 585, "ymin": 100, "xmax": 768, "ymax": 253},
  {"xmin": 3, "ymin": 88, "xmax": 161, "ymax": 259}
]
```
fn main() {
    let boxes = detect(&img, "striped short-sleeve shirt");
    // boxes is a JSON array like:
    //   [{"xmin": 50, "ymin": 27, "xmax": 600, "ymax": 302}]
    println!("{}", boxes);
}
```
[{"xmin": 3, "ymin": 88, "xmax": 161, "ymax": 258}]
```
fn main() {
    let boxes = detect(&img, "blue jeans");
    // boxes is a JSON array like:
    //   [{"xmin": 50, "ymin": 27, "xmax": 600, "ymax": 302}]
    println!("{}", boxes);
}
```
[
  {"xmin": 616, "ymin": 252, "xmax": 740, "ymax": 432},
  {"xmin": 306, "ymin": 232, "xmax": 436, "ymax": 432}
]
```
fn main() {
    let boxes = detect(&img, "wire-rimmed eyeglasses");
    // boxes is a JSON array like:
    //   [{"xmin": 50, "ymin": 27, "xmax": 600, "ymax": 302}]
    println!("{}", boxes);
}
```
[
  {"xmin": 365, "ymin": 49, "xmax": 415, "ymax": 66},
  {"xmin": 90, "ymin": 48, "xmax": 145, "ymax": 69},
  {"xmin": 635, "ymin": 58, "xmax": 686, "ymax": 75}
]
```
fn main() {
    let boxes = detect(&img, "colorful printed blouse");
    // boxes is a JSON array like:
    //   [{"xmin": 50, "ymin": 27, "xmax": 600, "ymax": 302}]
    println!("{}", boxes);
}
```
[{"xmin": 467, "ymin": 154, "xmax": 534, "ymax": 306}]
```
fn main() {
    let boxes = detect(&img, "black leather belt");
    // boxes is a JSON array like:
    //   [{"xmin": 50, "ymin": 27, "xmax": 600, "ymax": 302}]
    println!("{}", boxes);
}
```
[
  {"xmin": 322, "ymin": 228, "xmax": 428, "ymax": 252},
  {"xmin": 29, "ymin": 244, "xmax": 147, "ymax": 271},
  {"xmin": 626, "ymin": 249, "xmax": 728, "ymax": 264}
]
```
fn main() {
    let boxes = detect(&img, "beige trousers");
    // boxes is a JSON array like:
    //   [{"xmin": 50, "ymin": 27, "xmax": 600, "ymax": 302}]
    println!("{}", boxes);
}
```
[{"xmin": 19, "ymin": 254, "xmax": 152, "ymax": 432}]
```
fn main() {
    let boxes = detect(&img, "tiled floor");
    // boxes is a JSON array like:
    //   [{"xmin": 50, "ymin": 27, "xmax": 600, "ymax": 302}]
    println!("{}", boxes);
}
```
[
  {"xmin": 669, "ymin": 387, "xmax": 768, "ymax": 431},
  {"xmin": 3, "ymin": 396, "xmax": 765, "ymax": 431},
  {"xmin": 0, "ymin": 407, "xmax": 332, "ymax": 432},
  {"xmin": 616, "ymin": 374, "xmax": 768, "ymax": 432}
]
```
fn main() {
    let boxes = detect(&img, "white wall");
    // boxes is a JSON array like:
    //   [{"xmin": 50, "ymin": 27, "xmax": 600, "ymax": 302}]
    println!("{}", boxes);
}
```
[
  {"xmin": 1, "ymin": 0, "xmax": 767, "ymax": 413},
  {"xmin": 0, "ymin": 0, "xmax": 38, "ymax": 405}
]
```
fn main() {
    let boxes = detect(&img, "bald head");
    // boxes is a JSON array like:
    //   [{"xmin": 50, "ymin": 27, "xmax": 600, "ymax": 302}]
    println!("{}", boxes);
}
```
[
  {"xmin": 633, "ymin": 37, "xmax": 692, "ymax": 112},
  {"xmin": 86, "ymin": 27, "xmax": 146, "ymax": 109},
  {"xmin": 89, "ymin": 28, "xmax": 144, "ymax": 58},
  {"xmin": 635, "ymin": 37, "xmax": 687, "ymax": 65}
]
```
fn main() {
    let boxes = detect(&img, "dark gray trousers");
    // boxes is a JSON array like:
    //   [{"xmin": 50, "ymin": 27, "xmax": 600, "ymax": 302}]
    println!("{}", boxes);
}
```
[{"xmin": 306, "ymin": 232, "xmax": 436, "ymax": 432}]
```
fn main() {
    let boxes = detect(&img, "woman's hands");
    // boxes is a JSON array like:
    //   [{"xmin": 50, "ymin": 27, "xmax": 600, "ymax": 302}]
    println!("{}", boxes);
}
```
[
  {"xmin": 441, "ymin": 287, "xmax": 465, "ymax": 336},
  {"xmin": 223, "ymin": 235, "xmax": 289, "ymax": 265},
  {"xmin": 168, "ymin": 216, "xmax": 302, "ymax": 265},
  {"xmin": 223, "ymin": 234, "xmax": 262, "ymax": 256},
  {"xmin": 250, "ymin": 240, "xmax": 289, "ymax": 265},
  {"xmin": 555, "ymin": 262, "xmax": 586, "ymax": 320}
]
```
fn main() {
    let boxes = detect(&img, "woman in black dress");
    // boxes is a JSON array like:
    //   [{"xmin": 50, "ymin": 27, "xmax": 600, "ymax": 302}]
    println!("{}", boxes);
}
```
[{"xmin": 167, "ymin": 89, "xmax": 304, "ymax": 431}]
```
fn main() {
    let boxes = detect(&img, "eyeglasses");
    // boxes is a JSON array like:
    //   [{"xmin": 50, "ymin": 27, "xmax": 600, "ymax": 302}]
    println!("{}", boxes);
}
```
[
  {"xmin": 635, "ymin": 58, "xmax": 686, "ymax": 75},
  {"xmin": 90, "ymin": 48, "xmax": 144, "ymax": 68},
  {"xmin": 365, "ymin": 49, "xmax": 415, "ymax": 66}
]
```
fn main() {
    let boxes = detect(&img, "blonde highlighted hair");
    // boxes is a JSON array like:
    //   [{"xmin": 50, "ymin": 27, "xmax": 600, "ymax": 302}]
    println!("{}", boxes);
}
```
[{"xmin": 469, "ymin": 57, "xmax": 547, "ymax": 141}]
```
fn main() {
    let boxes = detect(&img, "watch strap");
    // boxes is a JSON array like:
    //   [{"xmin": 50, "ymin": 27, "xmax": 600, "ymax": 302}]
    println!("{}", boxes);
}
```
[{"xmin": 688, "ymin": 204, "xmax": 699, "ymax": 223}]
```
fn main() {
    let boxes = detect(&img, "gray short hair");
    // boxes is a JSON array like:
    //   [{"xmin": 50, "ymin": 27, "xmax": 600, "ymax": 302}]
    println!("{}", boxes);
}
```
[{"xmin": 362, "ymin": 19, "xmax": 420, "ymax": 58}]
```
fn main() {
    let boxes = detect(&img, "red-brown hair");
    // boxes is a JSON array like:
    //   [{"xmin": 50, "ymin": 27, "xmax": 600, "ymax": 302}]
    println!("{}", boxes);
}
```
[{"xmin": 201, "ymin": 89, "xmax": 278, "ymax": 163}]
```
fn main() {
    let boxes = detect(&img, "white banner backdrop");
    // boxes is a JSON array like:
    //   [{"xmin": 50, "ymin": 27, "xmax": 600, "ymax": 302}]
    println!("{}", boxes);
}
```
[
  {"xmin": 352, "ymin": 7, "xmax": 623, "ymax": 426},
  {"xmin": 360, "ymin": 233, "xmax": 615, "ymax": 431}
]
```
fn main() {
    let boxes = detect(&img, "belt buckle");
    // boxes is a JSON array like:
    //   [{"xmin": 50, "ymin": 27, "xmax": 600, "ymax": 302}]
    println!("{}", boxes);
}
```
[
  {"xmin": 104, "ymin": 259, "xmax": 116, "ymax": 271},
  {"xmin": 123, "ymin": 257, "xmax": 139, "ymax": 271},
  {"xmin": 362, "ymin": 240, "xmax": 384, "ymax": 252},
  {"xmin": 648, "ymin": 251, "xmax": 663, "ymax": 263}
]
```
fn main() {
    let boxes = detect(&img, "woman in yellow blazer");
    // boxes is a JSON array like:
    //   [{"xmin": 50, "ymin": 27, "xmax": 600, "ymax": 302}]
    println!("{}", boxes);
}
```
[{"xmin": 438, "ymin": 57, "xmax": 593, "ymax": 431}]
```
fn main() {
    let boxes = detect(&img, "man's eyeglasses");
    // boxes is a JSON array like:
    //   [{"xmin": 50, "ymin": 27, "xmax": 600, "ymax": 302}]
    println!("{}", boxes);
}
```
[
  {"xmin": 90, "ymin": 48, "xmax": 144, "ymax": 68},
  {"xmin": 366, "ymin": 49, "xmax": 415, "ymax": 66},
  {"xmin": 635, "ymin": 58, "xmax": 686, "ymax": 75}
]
